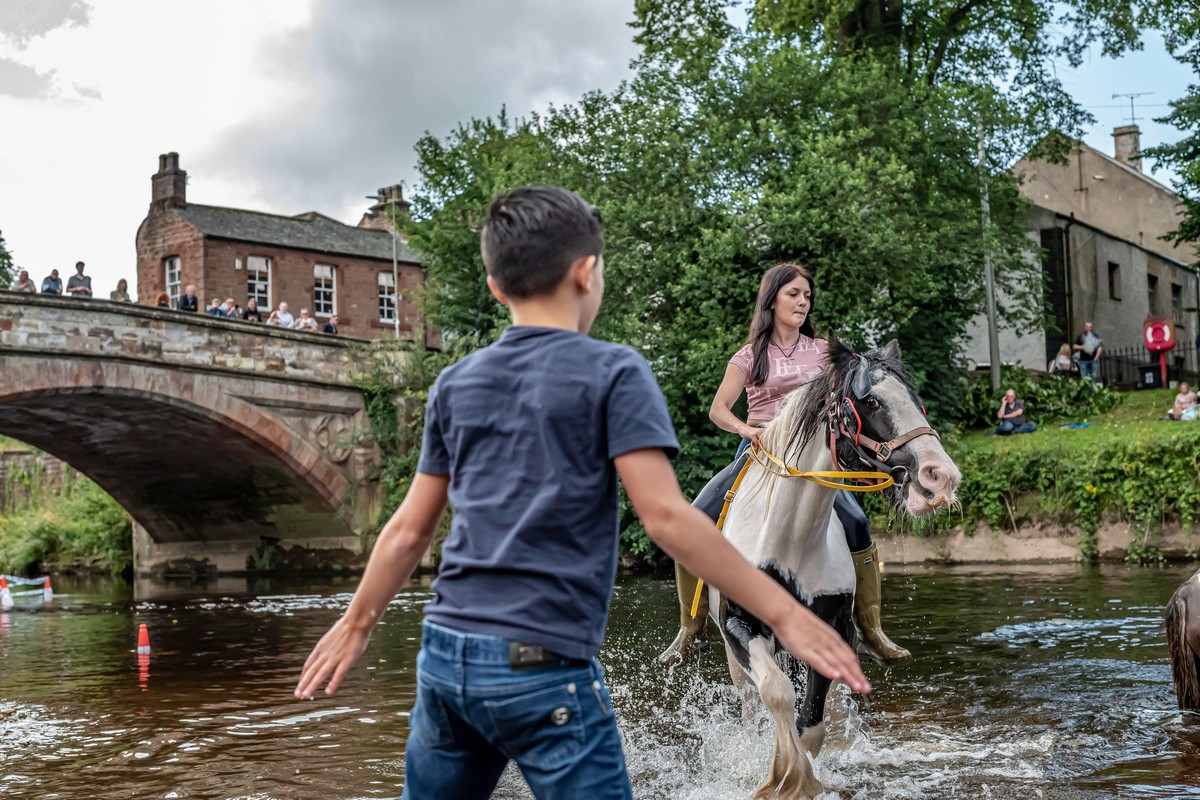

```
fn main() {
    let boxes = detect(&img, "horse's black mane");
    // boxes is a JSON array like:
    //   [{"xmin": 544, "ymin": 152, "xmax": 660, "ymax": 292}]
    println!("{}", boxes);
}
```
[{"xmin": 775, "ymin": 333, "xmax": 909, "ymax": 460}]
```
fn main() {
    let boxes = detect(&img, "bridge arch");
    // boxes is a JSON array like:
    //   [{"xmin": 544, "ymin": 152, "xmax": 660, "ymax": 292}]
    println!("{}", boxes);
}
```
[{"xmin": 0, "ymin": 356, "xmax": 355, "ymax": 544}]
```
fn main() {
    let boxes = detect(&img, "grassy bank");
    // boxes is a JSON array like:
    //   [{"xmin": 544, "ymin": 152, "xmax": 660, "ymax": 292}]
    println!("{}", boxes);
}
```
[
  {"xmin": 869, "ymin": 387, "xmax": 1200, "ymax": 561},
  {"xmin": 0, "ymin": 448, "xmax": 131, "ymax": 576}
]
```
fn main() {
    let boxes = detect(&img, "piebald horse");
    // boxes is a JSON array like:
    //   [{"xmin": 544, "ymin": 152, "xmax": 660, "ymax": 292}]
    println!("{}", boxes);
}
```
[
  {"xmin": 709, "ymin": 337, "xmax": 961, "ymax": 799},
  {"xmin": 1166, "ymin": 567, "xmax": 1200, "ymax": 713}
]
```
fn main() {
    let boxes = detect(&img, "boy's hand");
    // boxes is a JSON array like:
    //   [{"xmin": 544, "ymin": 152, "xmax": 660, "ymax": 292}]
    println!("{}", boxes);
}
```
[
  {"xmin": 294, "ymin": 617, "xmax": 372, "ymax": 699},
  {"xmin": 770, "ymin": 608, "xmax": 871, "ymax": 693},
  {"xmin": 291, "ymin": 473, "xmax": 449, "ymax": 701}
]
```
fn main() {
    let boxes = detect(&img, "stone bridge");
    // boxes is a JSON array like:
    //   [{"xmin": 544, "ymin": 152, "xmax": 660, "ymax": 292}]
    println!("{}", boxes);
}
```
[{"xmin": 0, "ymin": 293, "xmax": 406, "ymax": 575}]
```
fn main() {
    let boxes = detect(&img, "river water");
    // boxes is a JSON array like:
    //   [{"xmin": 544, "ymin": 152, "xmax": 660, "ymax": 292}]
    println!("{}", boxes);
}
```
[{"xmin": 1, "ymin": 563, "xmax": 1197, "ymax": 799}]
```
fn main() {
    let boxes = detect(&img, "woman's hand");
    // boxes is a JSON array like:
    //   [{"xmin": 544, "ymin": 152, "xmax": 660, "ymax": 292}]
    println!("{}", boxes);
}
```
[{"xmin": 738, "ymin": 423, "xmax": 763, "ymax": 447}]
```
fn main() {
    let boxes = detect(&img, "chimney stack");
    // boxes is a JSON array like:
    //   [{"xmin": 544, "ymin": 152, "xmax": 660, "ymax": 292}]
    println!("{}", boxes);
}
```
[
  {"xmin": 1112, "ymin": 126, "xmax": 1142, "ymax": 172},
  {"xmin": 151, "ymin": 152, "xmax": 187, "ymax": 207},
  {"xmin": 358, "ymin": 184, "xmax": 411, "ymax": 231}
]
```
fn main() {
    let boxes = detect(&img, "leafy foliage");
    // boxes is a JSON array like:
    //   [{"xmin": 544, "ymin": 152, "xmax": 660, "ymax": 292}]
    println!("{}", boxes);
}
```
[
  {"xmin": 0, "ymin": 229, "xmax": 13, "ymax": 286},
  {"xmin": 959, "ymin": 365, "xmax": 1124, "ymax": 429},
  {"xmin": 403, "ymin": 2, "xmax": 1198, "ymax": 563},
  {"xmin": 1146, "ymin": 87, "xmax": 1200, "ymax": 251},
  {"xmin": 0, "ymin": 473, "xmax": 131, "ymax": 575},
  {"xmin": 865, "ymin": 389, "xmax": 1200, "ymax": 562}
]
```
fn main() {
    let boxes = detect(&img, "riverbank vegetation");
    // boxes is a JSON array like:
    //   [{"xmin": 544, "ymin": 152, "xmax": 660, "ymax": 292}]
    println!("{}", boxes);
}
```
[
  {"xmin": 867, "ymin": 386, "xmax": 1200, "ymax": 563},
  {"xmin": 0, "ymin": 460, "xmax": 131, "ymax": 576}
]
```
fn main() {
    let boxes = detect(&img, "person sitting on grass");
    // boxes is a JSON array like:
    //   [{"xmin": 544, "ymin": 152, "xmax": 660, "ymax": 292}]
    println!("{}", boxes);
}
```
[
  {"xmin": 995, "ymin": 388, "xmax": 1037, "ymax": 435},
  {"xmin": 293, "ymin": 184, "xmax": 869, "ymax": 799},
  {"xmin": 1167, "ymin": 382, "xmax": 1198, "ymax": 421}
]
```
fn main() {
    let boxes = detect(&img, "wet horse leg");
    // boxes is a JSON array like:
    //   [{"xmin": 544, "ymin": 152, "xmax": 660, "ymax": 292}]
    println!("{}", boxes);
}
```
[
  {"xmin": 722, "ymin": 606, "xmax": 822, "ymax": 799},
  {"xmin": 784, "ymin": 594, "xmax": 856, "ymax": 757}
]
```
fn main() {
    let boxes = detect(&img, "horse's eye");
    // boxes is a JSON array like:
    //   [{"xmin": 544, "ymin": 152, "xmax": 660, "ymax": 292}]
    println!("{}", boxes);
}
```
[{"xmin": 865, "ymin": 396, "xmax": 880, "ymax": 410}]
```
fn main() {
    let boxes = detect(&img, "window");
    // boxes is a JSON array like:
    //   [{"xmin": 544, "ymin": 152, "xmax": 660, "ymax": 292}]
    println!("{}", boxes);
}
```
[
  {"xmin": 1107, "ymin": 262, "xmax": 1121, "ymax": 300},
  {"xmin": 1172, "ymin": 283, "xmax": 1183, "ymax": 323},
  {"xmin": 164, "ymin": 256, "xmax": 181, "ymax": 306},
  {"xmin": 247, "ymin": 256, "xmax": 272, "ymax": 310},
  {"xmin": 1148, "ymin": 274, "xmax": 1159, "ymax": 313},
  {"xmin": 314, "ymin": 264, "xmax": 336, "ymax": 317},
  {"xmin": 378, "ymin": 272, "xmax": 396, "ymax": 323}
]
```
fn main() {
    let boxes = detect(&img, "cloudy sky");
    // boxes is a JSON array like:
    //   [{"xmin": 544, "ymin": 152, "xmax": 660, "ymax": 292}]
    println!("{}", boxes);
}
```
[{"xmin": 0, "ymin": 0, "xmax": 1193, "ymax": 299}]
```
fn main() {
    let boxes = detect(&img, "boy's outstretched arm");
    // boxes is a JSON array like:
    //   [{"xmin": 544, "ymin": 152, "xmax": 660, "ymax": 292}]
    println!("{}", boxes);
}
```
[
  {"xmin": 294, "ymin": 472, "xmax": 450, "ymax": 699},
  {"xmin": 615, "ymin": 448, "xmax": 871, "ymax": 694}
]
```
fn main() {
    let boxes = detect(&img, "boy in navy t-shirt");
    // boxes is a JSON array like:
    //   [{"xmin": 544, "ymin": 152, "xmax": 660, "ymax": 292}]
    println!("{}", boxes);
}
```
[{"xmin": 295, "ymin": 185, "xmax": 868, "ymax": 798}]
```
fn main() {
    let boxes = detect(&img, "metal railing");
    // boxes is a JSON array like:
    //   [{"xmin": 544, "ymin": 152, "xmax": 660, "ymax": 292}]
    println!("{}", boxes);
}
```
[{"xmin": 1099, "ymin": 342, "xmax": 1200, "ymax": 388}]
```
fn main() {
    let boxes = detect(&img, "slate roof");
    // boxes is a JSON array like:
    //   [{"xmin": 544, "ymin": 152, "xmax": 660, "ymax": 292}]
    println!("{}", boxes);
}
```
[{"xmin": 175, "ymin": 204, "xmax": 421, "ymax": 264}]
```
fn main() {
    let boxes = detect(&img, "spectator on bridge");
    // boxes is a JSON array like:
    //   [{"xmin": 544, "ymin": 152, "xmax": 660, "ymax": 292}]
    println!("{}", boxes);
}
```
[
  {"xmin": 265, "ymin": 309, "xmax": 281, "ymax": 326},
  {"xmin": 222, "ymin": 296, "xmax": 241, "ymax": 318},
  {"xmin": 206, "ymin": 297, "xmax": 224, "ymax": 316},
  {"xmin": 154, "ymin": 291, "xmax": 170, "ymax": 307},
  {"xmin": 177, "ymin": 284, "xmax": 199, "ymax": 312},
  {"xmin": 995, "ymin": 388, "xmax": 1037, "ymax": 435},
  {"xmin": 65, "ymin": 261, "xmax": 92, "ymax": 298},
  {"xmin": 10, "ymin": 269, "xmax": 35, "ymax": 293},
  {"xmin": 1073, "ymin": 321, "xmax": 1103, "ymax": 382},
  {"xmin": 293, "ymin": 308, "xmax": 318, "ymax": 332},
  {"xmin": 109, "ymin": 278, "xmax": 131, "ymax": 303},
  {"xmin": 242, "ymin": 299, "xmax": 263, "ymax": 323},
  {"xmin": 322, "ymin": 314, "xmax": 339, "ymax": 335},
  {"xmin": 1166, "ymin": 382, "xmax": 1198, "ymax": 421},
  {"xmin": 40, "ymin": 269, "xmax": 62, "ymax": 295},
  {"xmin": 275, "ymin": 301, "xmax": 294, "ymax": 328}
]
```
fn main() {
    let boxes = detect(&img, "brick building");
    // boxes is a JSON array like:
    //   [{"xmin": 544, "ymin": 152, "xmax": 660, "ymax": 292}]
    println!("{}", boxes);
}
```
[{"xmin": 136, "ymin": 153, "xmax": 425, "ymax": 340}]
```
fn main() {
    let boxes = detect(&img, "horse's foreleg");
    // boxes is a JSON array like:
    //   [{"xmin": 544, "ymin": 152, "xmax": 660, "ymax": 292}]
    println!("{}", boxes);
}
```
[{"xmin": 744, "ymin": 638, "xmax": 822, "ymax": 800}]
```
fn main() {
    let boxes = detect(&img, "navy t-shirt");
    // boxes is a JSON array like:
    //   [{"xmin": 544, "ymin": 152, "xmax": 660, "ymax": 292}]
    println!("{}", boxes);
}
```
[{"xmin": 416, "ymin": 326, "xmax": 679, "ymax": 660}]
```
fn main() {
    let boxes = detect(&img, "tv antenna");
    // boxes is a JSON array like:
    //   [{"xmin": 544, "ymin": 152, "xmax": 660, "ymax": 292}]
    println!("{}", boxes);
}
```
[{"xmin": 1112, "ymin": 92, "xmax": 1154, "ymax": 124}]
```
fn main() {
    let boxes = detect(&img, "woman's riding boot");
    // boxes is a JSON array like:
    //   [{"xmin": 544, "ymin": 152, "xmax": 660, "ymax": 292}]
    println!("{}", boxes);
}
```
[
  {"xmin": 852, "ymin": 543, "xmax": 912, "ymax": 665},
  {"xmin": 656, "ymin": 561, "xmax": 709, "ymax": 667}
]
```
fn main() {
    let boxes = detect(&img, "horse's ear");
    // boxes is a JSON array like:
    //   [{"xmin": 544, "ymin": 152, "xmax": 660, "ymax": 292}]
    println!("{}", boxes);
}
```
[
  {"xmin": 880, "ymin": 339, "xmax": 902, "ymax": 363},
  {"xmin": 824, "ymin": 329, "xmax": 852, "ymax": 360}
]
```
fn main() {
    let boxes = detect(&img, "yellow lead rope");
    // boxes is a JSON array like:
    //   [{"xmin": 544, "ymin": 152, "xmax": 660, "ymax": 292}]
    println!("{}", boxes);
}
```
[{"xmin": 689, "ymin": 442, "xmax": 894, "ymax": 619}]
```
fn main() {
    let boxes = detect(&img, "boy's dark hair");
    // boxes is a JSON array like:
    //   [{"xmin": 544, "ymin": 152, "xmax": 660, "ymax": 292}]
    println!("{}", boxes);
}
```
[{"xmin": 481, "ymin": 185, "xmax": 604, "ymax": 298}]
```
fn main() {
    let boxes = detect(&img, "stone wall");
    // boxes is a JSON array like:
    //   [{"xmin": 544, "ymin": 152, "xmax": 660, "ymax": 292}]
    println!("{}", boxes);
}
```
[{"xmin": 0, "ymin": 450, "xmax": 70, "ymax": 512}]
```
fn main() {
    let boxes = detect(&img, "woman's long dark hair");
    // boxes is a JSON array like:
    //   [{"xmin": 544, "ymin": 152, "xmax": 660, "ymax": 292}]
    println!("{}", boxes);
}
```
[{"xmin": 746, "ymin": 263, "xmax": 816, "ymax": 386}]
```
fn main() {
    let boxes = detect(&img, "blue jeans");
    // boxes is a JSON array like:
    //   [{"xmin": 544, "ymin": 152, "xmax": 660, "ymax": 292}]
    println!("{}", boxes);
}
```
[
  {"xmin": 1078, "ymin": 359, "xmax": 1098, "ymax": 381},
  {"xmin": 402, "ymin": 621, "xmax": 631, "ymax": 800},
  {"xmin": 996, "ymin": 420, "xmax": 1037, "ymax": 435}
]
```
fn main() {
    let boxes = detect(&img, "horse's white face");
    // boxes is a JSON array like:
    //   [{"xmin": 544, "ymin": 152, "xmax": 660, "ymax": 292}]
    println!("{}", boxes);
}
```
[{"xmin": 866, "ymin": 372, "xmax": 961, "ymax": 516}]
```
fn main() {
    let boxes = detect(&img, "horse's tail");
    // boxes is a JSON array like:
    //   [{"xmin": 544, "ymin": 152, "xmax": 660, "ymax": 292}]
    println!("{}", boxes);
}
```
[{"xmin": 1165, "ymin": 593, "xmax": 1200, "ymax": 712}]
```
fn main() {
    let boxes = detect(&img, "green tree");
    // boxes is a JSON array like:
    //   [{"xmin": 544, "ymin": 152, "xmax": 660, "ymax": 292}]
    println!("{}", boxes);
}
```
[
  {"xmin": 405, "ymin": 1, "xmax": 1199, "ymax": 560},
  {"xmin": 1145, "ymin": 86, "xmax": 1200, "ymax": 252},
  {"xmin": 0, "ymin": 229, "xmax": 13, "ymax": 286}
]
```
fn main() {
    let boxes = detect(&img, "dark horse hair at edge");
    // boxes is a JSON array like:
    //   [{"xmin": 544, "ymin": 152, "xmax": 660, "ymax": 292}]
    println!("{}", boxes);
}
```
[
  {"xmin": 1166, "ymin": 593, "xmax": 1200, "ymax": 712},
  {"xmin": 745, "ymin": 263, "xmax": 817, "ymax": 387}
]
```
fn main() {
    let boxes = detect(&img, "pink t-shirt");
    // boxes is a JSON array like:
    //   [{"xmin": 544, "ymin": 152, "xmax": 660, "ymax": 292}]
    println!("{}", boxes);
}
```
[{"xmin": 729, "ymin": 336, "xmax": 828, "ymax": 421}]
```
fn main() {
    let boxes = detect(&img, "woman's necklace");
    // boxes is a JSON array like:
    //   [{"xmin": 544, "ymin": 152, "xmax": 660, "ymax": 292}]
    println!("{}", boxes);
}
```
[{"xmin": 771, "ymin": 334, "xmax": 801, "ymax": 361}]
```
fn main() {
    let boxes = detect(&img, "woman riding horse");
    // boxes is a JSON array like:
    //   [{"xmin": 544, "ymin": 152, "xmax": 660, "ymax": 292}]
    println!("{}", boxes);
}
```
[{"xmin": 658, "ymin": 263, "xmax": 910, "ymax": 667}]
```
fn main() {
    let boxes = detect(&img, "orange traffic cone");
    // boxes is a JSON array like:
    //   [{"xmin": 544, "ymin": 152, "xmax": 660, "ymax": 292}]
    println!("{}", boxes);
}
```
[
  {"xmin": 137, "ymin": 623, "xmax": 151, "ymax": 655},
  {"xmin": 0, "ymin": 577, "xmax": 12, "ymax": 611},
  {"xmin": 42, "ymin": 577, "xmax": 53, "ymax": 603}
]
